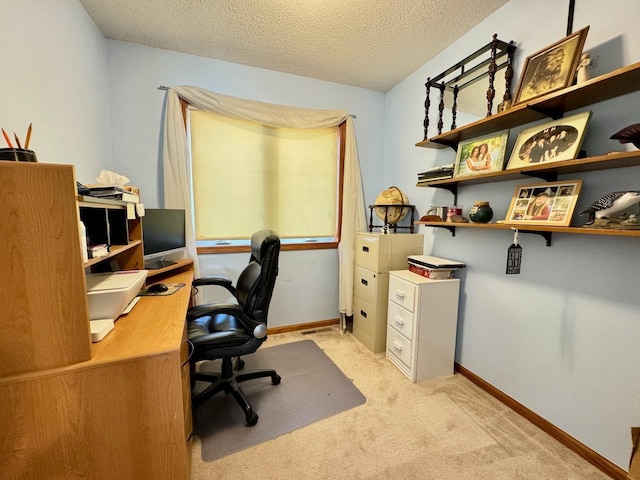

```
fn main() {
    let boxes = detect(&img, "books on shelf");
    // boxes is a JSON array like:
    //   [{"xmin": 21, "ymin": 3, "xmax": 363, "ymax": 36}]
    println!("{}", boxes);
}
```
[
  {"xmin": 407, "ymin": 255, "xmax": 466, "ymax": 279},
  {"xmin": 408, "ymin": 264, "xmax": 457, "ymax": 279},
  {"xmin": 417, "ymin": 163, "xmax": 454, "ymax": 184},
  {"xmin": 86, "ymin": 185, "xmax": 140, "ymax": 203},
  {"xmin": 88, "ymin": 243, "xmax": 109, "ymax": 259}
]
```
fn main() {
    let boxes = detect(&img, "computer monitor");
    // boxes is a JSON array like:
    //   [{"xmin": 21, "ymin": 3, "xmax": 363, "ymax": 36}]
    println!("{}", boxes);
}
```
[{"xmin": 142, "ymin": 208, "xmax": 186, "ymax": 269}]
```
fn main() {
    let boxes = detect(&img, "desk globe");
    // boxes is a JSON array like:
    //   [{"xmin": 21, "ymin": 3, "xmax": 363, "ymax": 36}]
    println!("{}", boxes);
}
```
[{"xmin": 374, "ymin": 186, "xmax": 410, "ymax": 225}]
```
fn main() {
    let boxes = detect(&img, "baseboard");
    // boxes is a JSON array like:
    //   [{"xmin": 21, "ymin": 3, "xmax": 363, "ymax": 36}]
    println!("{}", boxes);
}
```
[
  {"xmin": 454, "ymin": 363, "xmax": 627, "ymax": 480},
  {"xmin": 268, "ymin": 318, "xmax": 340, "ymax": 335}
]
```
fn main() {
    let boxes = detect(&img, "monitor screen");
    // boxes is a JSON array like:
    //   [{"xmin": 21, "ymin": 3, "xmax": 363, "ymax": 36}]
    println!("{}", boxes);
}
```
[{"xmin": 142, "ymin": 209, "xmax": 186, "ymax": 268}]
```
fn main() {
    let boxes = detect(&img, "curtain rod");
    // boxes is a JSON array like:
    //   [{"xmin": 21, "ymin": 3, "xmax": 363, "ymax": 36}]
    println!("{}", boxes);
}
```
[{"xmin": 157, "ymin": 85, "xmax": 355, "ymax": 118}]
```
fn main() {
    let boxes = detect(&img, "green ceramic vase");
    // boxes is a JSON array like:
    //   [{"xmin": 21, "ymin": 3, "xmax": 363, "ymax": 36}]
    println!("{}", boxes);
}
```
[{"xmin": 469, "ymin": 201, "xmax": 493, "ymax": 223}]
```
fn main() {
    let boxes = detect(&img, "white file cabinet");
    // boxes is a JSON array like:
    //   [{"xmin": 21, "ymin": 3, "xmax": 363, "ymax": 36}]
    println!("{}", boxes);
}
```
[
  {"xmin": 353, "ymin": 233, "xmax": 423, "ymax": 353},
  {"xmin": 386, "ymin": 270, "xmax": 460, "ymax": 382}
]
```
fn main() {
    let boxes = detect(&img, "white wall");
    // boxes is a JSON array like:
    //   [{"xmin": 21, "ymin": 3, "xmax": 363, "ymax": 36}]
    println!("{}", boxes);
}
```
[
  {"xmin": 0, "ymin": 0, "xmax": 113, "ymax": 182},
  {"xmin": 4, "ymin": 0, "xmax": 637, "ymax": 470},
  {"xmin": 385, "ymin": 0, "xmax": 640, "ymax": 469},
  {"xmin": 106, "ymin": 40, "xmax": 386, "ymax": 327}
]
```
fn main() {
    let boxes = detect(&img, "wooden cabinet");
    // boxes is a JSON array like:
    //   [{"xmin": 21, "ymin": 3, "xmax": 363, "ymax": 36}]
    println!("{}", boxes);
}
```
[
  {"xmin": 1, "ymin": 162, "xmax": 91, "ymax": 377},
  {"xmin": 415, "ymin": 61, "xmax": 640, "ymax": 243},
  {"xmin": 0, "ymin": 162, "xmax": 193, "ymax": 480},
  {"xmin": 352, "ymin": 232, "xmax": 423, "ymax": 353},
  {"xmin": 386, "ymin": 270, "xmax": 460, "ymax": 383}
]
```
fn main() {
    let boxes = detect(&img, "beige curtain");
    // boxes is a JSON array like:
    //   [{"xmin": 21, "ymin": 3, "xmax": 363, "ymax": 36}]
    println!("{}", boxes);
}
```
[{"xmin": 162, "ymin": 86, "xmax": 366, "ymax": 320}]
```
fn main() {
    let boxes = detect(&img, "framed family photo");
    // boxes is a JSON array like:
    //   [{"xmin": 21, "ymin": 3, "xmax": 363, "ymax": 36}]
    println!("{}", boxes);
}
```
[
  {"xmin": 505, "ymin": 180, "xmax": 583, "ymax": 227},
  {"xmin": 513, "ymin": 26, "xmax": 590, "ymax": 105},
  {"xmin": 505, "ymin": 111, "xmax": 591, "ymax": 170},
  {"xmin": 453, "ymin": 130, "xmax": 509, "ymax": 178}
]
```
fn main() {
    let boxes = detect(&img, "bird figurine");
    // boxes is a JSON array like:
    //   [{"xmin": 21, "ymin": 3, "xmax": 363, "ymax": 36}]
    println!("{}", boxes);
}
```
[
  {"xmin": 610, "ymin": 123, "xmax": 640, "ymax": 149},
  {"xmin": 580, "ymin": 191, "xmax": 640, "ymax": 224}
]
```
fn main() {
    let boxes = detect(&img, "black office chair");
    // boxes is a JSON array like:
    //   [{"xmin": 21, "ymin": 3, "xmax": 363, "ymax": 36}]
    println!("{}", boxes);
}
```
[{"xmin": 187, "ymin": 229, "xmax": 281, "ymax": 426}]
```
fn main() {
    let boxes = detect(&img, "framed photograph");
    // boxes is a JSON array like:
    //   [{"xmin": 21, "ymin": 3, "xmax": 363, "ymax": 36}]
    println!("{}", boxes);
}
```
[
  {"xmin": 505, "ymin": 111, "xmax": 591, "ymax": 170},
  {"xmin": 453, "ymin": 129, "xmax": 509, "ymax": 178},
  {"xmin": 513, "ymin": 26, "xmax": 590, "ymax": 104},
  {"xmin": 505, "ymin": 180, "xmax": 583, "ymax": 227}
]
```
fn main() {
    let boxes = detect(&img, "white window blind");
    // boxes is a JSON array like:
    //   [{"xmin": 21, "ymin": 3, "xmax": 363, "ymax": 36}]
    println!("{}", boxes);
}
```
[{"xmin": 189, "ymin": 109, "xmax": 339, "ymax": 241}]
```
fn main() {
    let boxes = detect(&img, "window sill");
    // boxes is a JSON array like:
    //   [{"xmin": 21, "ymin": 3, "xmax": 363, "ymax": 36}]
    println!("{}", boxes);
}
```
[{"xmin": 197, "ymin": 241, "xmax": 338, "ymax": 255}]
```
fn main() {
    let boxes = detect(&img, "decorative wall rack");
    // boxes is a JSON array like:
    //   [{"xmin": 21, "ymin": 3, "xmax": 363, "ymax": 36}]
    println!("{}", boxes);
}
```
[{"xmin": 423, "ymin": 34, "xmax": 516, "ymax": 140}]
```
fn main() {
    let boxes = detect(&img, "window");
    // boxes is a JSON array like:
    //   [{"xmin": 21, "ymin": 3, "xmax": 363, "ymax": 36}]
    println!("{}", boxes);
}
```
[{"xmin": 188, "ymin": 108, "xmax": 345, "ymax": 253}]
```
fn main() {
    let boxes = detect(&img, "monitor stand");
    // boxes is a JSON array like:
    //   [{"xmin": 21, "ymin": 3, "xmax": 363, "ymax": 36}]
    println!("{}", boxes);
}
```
[{"xmin": 144, "ymin": 259, "xmax": 177, "ymax": 270}]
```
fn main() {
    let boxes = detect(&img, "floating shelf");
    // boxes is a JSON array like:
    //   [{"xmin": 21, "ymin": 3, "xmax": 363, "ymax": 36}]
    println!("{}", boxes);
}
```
[
  {"xmin": 416, "ymin": 61, "xmax": 640, "ymax": 149},
  {"xmin": 415, "ymin": 221, "xmax": 640, "ymax": 246},
  {"xmin": 416, "ymin": 150, "xmax": 640, "ymax": 192}
]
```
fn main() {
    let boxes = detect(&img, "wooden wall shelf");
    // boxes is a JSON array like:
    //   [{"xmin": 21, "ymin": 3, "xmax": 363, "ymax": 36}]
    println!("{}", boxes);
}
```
[
  {"xmin": 415, "ymin": 221, "xmax": 640, "ymax": 246},
  {"xmin": 83, "ymin": 241, "xmax": 142, "ymax": 268},
  {"xmin": 417, "ymin": 150, "xmax": 640, "ymax": 190},
  {"xmin": 416, "ymin": 61, "xmax": 640, "ymax": 149}
]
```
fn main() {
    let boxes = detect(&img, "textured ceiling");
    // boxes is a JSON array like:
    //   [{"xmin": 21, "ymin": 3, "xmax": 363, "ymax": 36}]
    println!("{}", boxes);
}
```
[{"xmin": 79, "ymin": 0, "xmax": 509, "ymax": 92}]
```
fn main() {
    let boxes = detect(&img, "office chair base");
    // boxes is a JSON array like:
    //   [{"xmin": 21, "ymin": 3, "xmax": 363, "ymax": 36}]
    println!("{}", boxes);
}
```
[{"xmin": 191, "ymin": 359, "xmax": 281, "ymax": 426}]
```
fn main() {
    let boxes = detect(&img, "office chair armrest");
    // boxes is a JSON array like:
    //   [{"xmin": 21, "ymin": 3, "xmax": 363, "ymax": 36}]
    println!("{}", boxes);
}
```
[{"xmin": 192, "ymin": 276, "xmax": 236, "ymax": 295}]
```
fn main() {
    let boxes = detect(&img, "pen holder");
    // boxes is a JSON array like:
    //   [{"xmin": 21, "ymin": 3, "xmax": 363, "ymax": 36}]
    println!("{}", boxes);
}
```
[{"xmin": 0, "ymin": 148, "xmax": 37, "ymax": 162}]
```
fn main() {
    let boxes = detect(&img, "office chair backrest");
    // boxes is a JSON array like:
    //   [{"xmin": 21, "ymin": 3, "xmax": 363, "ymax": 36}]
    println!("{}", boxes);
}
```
[{"xmin": 236, "ymin": 229, "xmax": 280, "ymax": 323}]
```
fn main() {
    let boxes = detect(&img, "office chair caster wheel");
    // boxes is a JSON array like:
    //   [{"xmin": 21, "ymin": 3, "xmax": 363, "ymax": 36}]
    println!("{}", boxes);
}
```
[
  {"xmin": 235, "ymin": 357, "xmax": 245, "ymax": 370},
  {"xmin": 273, "ymin": 374, "xmax": 281, "ymax": 385},
  {"xmin": 246, "ymin": 411, "xmax": 258, "ymax": 426}
]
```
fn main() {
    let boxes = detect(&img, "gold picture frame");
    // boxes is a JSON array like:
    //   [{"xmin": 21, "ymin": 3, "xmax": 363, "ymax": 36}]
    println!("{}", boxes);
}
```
[
  {"xmin": 505, "ymin": 110, "xmax": 591, "ymax": 170},
  {"xmin": 513, "ymin": 26, "xmax": 590, "ymax": 105},
  {"xmin": 453, "ymin": 130, "xmax": 509, "ymax": 178},
  {"xmin": 504, "ymin": 180, "xmax": 583, "ymax": 227}
]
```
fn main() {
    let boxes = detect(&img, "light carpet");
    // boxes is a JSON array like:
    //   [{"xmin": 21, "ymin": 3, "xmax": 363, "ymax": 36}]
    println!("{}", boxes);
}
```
[
  {"xmin": 190, "ymin": 327, "xmax": 610, "ymax": 480},
  {"xmin": 193, "ymin": 339, "xmax": 366, "ymax": 462}
]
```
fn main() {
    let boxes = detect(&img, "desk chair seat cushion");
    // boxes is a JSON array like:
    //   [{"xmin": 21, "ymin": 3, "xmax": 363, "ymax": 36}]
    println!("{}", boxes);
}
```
[{"xmin": 188, "ymin": 308, "xmax": 260, "ymax": 358}]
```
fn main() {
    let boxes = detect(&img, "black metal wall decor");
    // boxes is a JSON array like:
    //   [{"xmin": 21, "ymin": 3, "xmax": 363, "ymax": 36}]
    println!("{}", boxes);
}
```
[{"xmin": 423, "ymin": 34, "xmax": 516, "ymax": 140}]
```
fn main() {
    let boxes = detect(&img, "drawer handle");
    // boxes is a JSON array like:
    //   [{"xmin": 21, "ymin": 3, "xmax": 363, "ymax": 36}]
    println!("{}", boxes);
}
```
[
  {"xmin": 361, "ymin": 278, "xmax": 368, "ymax": 286},
  {"xmin": 394, "ymin": 316, "xmax": 404, "ymax": 326},
  {"xmin": 362, "ymin": 246, "xmax": 369, "ymax": 252},
  {"xmin": 395, "ymin": 290, "xmax": 405, "ymax": 300},
  {"xmin": 360, "ymin": 310, "xmax": 367, "ymax": 318},
  {"xmin": 393, "ymin": 342, "xmax": 402, "ymax": 352}
]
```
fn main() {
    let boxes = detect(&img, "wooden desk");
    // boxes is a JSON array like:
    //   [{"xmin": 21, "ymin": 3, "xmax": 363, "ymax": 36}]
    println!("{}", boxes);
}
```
[{"xmin": 0, "ymin": 268, "xmax": 194, "ymax": 480}]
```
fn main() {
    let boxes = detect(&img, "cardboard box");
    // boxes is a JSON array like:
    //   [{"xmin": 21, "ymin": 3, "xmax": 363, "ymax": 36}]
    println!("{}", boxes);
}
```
[{"xmin": 629, "ymin": 427, "xmax": 640, "ymax": 480}]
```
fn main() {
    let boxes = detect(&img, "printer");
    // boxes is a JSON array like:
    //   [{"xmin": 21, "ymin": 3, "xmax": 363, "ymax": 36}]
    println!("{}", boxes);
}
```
[{"xmin": 85, "ymin": 270, "xmax": 148, "ymax": 341}]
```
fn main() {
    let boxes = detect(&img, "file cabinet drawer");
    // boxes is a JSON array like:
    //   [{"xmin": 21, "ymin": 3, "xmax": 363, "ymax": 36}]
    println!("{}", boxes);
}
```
[
  {"xmin": 387, "ymin": 327, "xmax": 413, "ymax": 369},
  {"xmin": 354, "ymin": 265, "xmax": 378, "ymax": 305},
  {"xmin": 389, "ymin": 275, "xmax": 416, "ymax": 312},
  {"xmin": 355, "ymin": 234, "xmax": 380, "ymax": 272},
  {"xmin": 387, "ymin": 300, "xmax": 415, "ymax": 340},
  {"xmin": 353, "ymin": 297, "xmax": 378, "ymax": 341}
]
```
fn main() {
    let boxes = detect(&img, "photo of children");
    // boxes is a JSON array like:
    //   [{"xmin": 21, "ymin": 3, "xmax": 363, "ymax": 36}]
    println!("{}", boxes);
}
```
[{"xmin": 506, "ymin": 180, "xmax": 583, "ymax": 227}]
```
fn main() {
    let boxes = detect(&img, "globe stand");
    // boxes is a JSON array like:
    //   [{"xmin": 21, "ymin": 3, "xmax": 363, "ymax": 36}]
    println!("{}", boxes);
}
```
[{"xmin": 368, "ymin": 204, "xmax": 416, "ymax": 233}]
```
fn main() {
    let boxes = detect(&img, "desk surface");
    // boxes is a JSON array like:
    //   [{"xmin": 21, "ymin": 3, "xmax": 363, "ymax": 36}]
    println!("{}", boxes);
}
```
[
  {"xmin": 0, "ymin": 267, "xmax": 194, "ymax": 479},
  {"xmin": 90, "ymin": 268, "xmax": 194, "ymax": 364}
]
